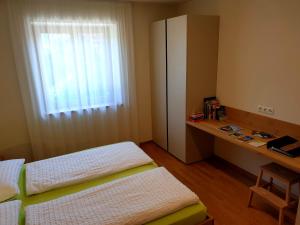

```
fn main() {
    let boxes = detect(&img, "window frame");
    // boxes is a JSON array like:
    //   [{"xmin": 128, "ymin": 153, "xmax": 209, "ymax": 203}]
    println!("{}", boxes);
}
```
[{"xmin": 31, "ymin": 20, "xmax": 123, "ymax": 115}]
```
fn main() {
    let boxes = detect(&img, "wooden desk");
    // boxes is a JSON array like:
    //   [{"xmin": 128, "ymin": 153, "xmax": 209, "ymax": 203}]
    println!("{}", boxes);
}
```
[
  {"xmin": 187, "ymin": 107, "xmax": 300, "ymax": 225},
  {"xmin": 186, "ymin": 120, "xmax": 300, "ymax": 172}
]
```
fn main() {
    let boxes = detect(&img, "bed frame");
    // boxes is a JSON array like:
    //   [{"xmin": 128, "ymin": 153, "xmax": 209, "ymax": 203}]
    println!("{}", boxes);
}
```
[{"xmin": 199, "ymin": 214, "xmax": 214, "ymax": 225}]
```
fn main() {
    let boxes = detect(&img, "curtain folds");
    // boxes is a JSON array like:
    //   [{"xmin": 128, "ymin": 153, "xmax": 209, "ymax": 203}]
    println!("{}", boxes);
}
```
[{"xmin": 8, "ymin": 0, "xmax": 139, "ymax": 160}]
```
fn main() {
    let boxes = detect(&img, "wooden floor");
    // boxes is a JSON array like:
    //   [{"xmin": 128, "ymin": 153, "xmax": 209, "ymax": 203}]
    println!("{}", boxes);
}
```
[{"xmin": 140, "ymin": 142, "xmax": 296, "ymax": 225}]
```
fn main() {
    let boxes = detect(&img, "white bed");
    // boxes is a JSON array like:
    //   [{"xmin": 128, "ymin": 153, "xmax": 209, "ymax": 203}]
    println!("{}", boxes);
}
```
[
  {"xmin": 25, "ymin": 141, "xmax": 153, "ymax": 195},
  {"xmin": 25, "ymin": 167, "xmax": 202, "ymax": 225},
  {"xmin": 0, "ymin": 200, "xmax": 21, "ymax": 225}
]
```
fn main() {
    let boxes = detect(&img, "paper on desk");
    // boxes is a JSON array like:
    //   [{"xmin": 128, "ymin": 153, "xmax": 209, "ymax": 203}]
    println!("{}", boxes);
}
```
[{"xmin": 248, "ymin": 141, "xmax": 266, "ymax": 147}]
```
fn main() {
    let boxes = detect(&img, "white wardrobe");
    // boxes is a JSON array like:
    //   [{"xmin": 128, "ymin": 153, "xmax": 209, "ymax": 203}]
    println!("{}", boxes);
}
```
[{"xmin": 150, "ymin": 15, "xmax": 219, "ymax": 163}]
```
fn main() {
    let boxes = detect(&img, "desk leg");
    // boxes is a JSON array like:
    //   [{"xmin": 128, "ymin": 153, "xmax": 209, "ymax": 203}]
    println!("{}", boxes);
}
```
[{"xmin": 296, "ymin": 199, "xmax": 300, "ymax": 225}]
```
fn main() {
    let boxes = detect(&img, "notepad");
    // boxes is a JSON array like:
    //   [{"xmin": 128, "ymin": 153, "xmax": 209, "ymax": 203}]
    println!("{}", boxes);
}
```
[{"xmin": 248, "ymin": 141, "xmax": 266, "ymax": 147}]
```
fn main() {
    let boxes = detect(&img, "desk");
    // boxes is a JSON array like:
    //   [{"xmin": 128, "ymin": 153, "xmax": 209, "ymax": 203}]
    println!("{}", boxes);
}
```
[
  {"xmin": 187, "ymin": 120, "xmax": 300, "ymax": 172},
  {"xmin": 187, "ymin": 119, "xmax": 300, "ymax": 225},
  {"xmin": 187, "ymin": 106, "xmax": 300, "ymax": 224}
]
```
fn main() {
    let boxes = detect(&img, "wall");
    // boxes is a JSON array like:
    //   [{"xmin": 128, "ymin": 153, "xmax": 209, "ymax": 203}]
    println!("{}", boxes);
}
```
[
  {"xmin": 132, "ymin": 2, "xmax": 177, "ymax": 142},
  {"xmin": 178, "ymin": 0, "xmax": 300, "ymax": 193},
  {"xmin": 178, "ymin": 0, "xmax": 300, "ymax": 125},
  {"xmin": 0, "ymin": 0, "xmax": 32, "ymax": 161}
]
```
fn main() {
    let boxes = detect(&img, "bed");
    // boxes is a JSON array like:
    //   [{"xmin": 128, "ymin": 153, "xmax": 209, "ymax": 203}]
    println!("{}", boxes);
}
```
[
  {"xmin": 24, "ymin": 141, "xmax": 155, "ymax": 196},
  {"xmin": 23, "ymin": 167, "xmax": 209, "ymax": 225},
  {"xmin": 18, "ymin": 165, "xmax": 210, "ymax": 225},
  {"xmin": 1, "ymin": 142, "xmax": 213, "ymax": 225}
]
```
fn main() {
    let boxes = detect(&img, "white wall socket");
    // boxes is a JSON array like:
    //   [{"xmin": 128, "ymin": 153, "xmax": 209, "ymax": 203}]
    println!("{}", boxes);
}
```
[{"xmin": 257, "ymin": 105, "xmax": 274, "ymax": 115}]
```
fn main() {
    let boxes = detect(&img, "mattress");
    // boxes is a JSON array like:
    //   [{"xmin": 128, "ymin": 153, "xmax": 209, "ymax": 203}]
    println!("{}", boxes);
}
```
[
  {"xmin": 19, "ymin": 204, "xmax": 206, "ymax": 225},
  {"xmin": 0, "ymin": 200, "xmax": 21, "ymax": 225},
  {"xmin": 146, "ymin": 203, "xmax": 206, "ymax": 225},
  {"xmin": 18, "ymin": 163, "xmax": 157, "ymax": 206},
  {"xmin": 17, "ymin": 164, "xmax": 207, "ymax": 225},
  {"xmin": 25, "ymin": 141, "xmax": 153, "ymax": 195},
  {"xmin": 24, "ymin": 168, "xmax": 207, "ymax": 225}
]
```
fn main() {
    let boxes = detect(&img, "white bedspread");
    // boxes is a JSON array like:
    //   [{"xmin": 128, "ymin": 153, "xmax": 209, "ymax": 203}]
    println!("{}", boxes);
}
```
[
  {"xmin": 0, "ymin": 159, "xmax": 24, "ymax": 202},
  {"xmin": 25, "ymin": 167, "xmax": 200, "ymax": 225},
  {"xmin": 0, "ymin": 200, "xmax": 21, "ymax": 225},
  {"xmin": 26, "ymin": 141, "xmax": 153, "ymax": 195}
]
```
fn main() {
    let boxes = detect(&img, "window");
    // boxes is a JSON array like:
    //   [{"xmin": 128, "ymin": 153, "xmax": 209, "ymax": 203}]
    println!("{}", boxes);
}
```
[{"xmin": 33, "ymin": 21, "xmax": 123, "ymax": 115}]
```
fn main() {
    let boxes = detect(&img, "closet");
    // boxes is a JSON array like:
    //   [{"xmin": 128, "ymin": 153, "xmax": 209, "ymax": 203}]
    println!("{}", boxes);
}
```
[{"xmin": 150, "ymin": 15, "xmax": 219, "ymax": 163}]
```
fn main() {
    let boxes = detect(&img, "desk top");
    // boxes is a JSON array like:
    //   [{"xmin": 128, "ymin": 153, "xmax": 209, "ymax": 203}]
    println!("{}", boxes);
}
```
[{"xmin": 186, "ymin": 120, "xmax": 300, "ymax": 172}]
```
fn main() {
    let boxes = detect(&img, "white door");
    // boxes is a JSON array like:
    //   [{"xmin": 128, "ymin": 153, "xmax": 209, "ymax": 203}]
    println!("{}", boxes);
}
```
[
  {"xmin": 150, "ymin": 20, "xmax": 168, "ymax": 150},
  {"xmin": 167, "ymin": 15, "xmax": 187, "ymax": 161}
]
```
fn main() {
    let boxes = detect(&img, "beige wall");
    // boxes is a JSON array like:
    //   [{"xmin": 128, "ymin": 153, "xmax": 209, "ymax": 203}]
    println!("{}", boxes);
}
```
[
  {"xmin": 132, "ymin": 2, "xmax": 177, "ymax": 142},
  {"xmin": 178, "ymin": 0, "xmax": 300, "ymax": 194},
  {"xmin": 0, "ymin": 0, "xmax": 32, "ymax": 161},
  {"xmin": 0, "ymin": 0, "xmax": 177, "ymax": 160},
  {"xmin": 178, "ymin": 0, "xmax": 300, "ymax": 125}
]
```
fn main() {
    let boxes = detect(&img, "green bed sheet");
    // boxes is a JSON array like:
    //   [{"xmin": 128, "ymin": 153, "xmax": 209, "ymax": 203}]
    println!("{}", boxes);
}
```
[{"xmin": 18, "ymin": 162, "xmax": 207, "ymax": 225}]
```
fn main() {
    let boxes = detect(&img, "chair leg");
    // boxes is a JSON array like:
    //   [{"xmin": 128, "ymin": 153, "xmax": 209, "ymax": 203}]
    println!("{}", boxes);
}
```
[
  {"xmin": 256, "ymin": 169, "xmax": 263, "ymax": 187},
  {"xmin": 285, "ymin": 183, "xmax": 291, "ymax": 204},
  {"xmin": 279, "ymin": 208, "xmax": 285, "ymax": 225},
  {"xmin": 248, "ymin": 190, "xmax": 254, "ymax": 207},
  {"xmin": 248, "ymin": 169, "xmax": 263, "ymax": 207},
  {"xmin": 268, "ymin": 177, "xmax": 273, "ymax": 191}
]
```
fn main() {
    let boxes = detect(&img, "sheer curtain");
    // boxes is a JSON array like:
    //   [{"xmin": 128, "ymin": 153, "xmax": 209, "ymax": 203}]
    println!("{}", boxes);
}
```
[{"xmin": 8, "ymin": 0, "xmax": 139, "ymax": 160}]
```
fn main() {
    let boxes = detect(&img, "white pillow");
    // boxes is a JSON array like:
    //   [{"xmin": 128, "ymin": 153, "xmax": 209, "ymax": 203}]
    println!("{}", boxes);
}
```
[
  {"xmin": 0, "ymin": 159, "xmax": 25, "ymax": 202},
  {"xmin": 0, "ymin": 200, "xmax": 21, "ymax": 225}
]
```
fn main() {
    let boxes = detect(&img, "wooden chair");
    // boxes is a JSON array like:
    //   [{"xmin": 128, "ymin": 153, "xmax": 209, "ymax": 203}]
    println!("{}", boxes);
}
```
[{"xmin": 248, "ymin": 162, "xmax": 300, "ymax": 225}]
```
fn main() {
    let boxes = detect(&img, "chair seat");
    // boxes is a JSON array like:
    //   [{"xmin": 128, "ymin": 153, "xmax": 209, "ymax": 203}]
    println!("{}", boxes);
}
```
[
  {"xmin": 250, "ymin": 186, "xmax": 288, "ymax": 209},
  {"xmin": 261, "ymin": 163, "xmax": 300, "ymax": 184},
  {"xmin": 249, "ymin": 162, "xmax": 300, "ymax": 225}
]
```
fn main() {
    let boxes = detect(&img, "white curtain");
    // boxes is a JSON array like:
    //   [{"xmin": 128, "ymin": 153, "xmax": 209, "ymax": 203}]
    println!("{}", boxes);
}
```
[{"xmin": 8, "ymin": 0, "xmax": 139, "ymax": 160}]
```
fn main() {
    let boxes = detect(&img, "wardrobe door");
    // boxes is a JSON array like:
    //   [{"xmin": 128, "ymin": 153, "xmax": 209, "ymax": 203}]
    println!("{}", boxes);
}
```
[
  {"xmin": 167, "ymin": 15, "xmax": 187, "ymax": 161},
  {"xmin": 150, "ymin": 20, "xmax": 167, "ymax": 150}
]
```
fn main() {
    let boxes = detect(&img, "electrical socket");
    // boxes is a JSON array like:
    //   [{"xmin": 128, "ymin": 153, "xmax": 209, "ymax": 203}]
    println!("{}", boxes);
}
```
[{"xmin": 257, "ymin": 105, "xmax": 274, "ymax": 115}]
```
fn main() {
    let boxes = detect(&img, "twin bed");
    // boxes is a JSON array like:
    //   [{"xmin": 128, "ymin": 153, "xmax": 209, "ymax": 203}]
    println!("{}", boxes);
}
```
[{"xmin": 0, "ymin": 142, "xmax": 213, "ymax": 225}]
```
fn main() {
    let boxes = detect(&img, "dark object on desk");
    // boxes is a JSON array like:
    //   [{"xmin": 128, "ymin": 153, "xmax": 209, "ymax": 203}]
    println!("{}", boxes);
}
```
[
  {"xmin": 216, "ymin": 105, "xmax": 226, "ymax": 121},
  {"xmin": 203, "ymin": 97, "xmax": 220, "ymax": 120},
  {"xmin": 238, "ymin": 135, "xmax": 253, "ymax": 142},
  {"xmin": 219, "ymin": 124, "xmax": 241, "ymax": 133},
  {"xmin": 267, "ymin": 136, "xmax": 300, "ymax": 158},
  {"xmin": 203, "ymin": 97, "xmax": 216, "ymax": 119},
  {"xmin": 189, "ymin": 112, "xmax": 205, "ymax": 121},
  {"xmin": 252, "ymin": 130, "xmax": 273, "ymax": 139},
  {"xmin": 231, "ymin": 131, "xmax": 243, "ymax": 137}
]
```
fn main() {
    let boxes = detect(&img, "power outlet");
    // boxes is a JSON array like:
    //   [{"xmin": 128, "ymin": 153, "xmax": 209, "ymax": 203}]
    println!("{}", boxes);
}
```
[{"xmin": 258, "ymin": 105, "xmax": 274, "ymax": 115}]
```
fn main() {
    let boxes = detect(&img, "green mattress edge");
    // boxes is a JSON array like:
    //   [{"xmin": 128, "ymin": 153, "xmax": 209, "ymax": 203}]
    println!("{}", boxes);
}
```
[
  {"xmin": 18, "ymin": 162, "xmax": 207, "ymax": 225},
  {"xmin": 146, "ymin": 203, "xmax": 207, "ymax": 225}
]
